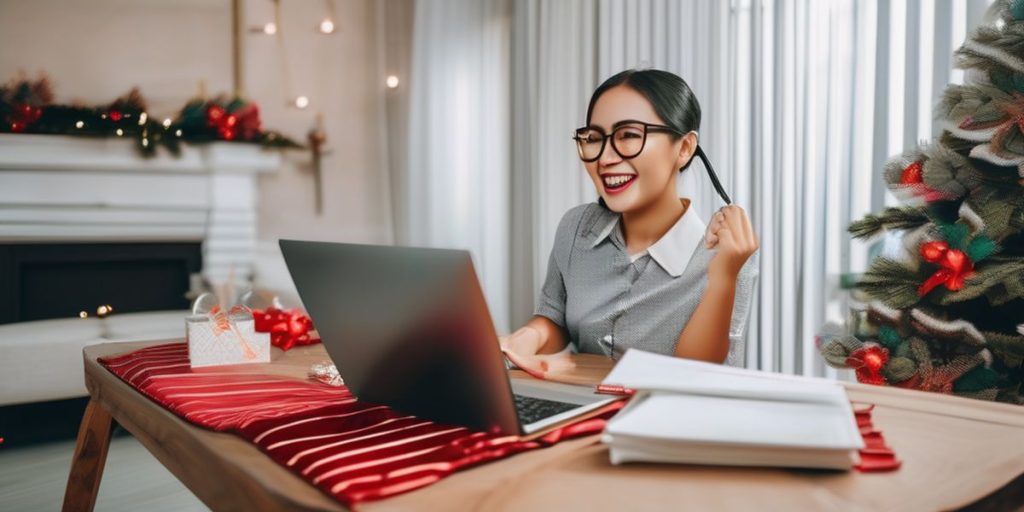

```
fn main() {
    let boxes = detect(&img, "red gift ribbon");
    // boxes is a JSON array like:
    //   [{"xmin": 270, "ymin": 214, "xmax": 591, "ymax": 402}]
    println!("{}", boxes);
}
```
[
  {"xmin": 917, "ymin": 241, "xmax": 974, "ymax": 296},
  {"xmin": 207, "ymin": 304, "xmax": 259, "ymax": 360},
  {"xmin": 254, "ymin": 307, "xmax": 320, "ymax": 351}
]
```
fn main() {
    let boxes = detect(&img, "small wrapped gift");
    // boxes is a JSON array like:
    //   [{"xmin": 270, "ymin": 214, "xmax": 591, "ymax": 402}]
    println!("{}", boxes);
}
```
[{"xmin": 186, "ymin": 293, "xmax": 271, "ymax": 368}]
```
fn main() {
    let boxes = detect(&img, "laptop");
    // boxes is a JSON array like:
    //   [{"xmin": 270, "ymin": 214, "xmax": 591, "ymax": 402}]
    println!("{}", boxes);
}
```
[{"xmin": 279, "ymin": 239, "xmax": 615, "ymax": 437}]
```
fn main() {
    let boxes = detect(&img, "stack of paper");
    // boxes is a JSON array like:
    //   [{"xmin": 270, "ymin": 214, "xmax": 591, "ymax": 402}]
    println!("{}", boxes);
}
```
[{"xmin": 601, "ymin": 350, "xmax": 864, "ymax": 470}]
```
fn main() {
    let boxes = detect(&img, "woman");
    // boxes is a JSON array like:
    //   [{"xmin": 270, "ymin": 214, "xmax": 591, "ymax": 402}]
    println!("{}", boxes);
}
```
[{"xmin": 501, "ymin": 69, "xmax": 759, "ymax": 377}]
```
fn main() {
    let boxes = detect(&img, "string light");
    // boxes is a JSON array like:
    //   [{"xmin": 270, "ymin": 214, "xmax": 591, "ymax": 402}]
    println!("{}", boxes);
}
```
[
  {"xmin": 319, "ymin": 18, "xmax": 335, "ymax": 34},
  {"xmin": 294, "ymin": 96, "xmax": 310, "ymax": 109},
  {"xmin": 79, "ymin": 311, "xmax": 88, "ymax": 319},
  {"xmin": 115, "ymin": 128, "xmax": 124, "ymax": 136},
  {"xmin": 162, "ymin": 118, "xmax": 172, "ymax": 128},
  {"xmin": 386, "ymin": 75, "xmax": 399, "ymax": 88},
  {"xmin": 263, "ymin": 22, "xmax": 277, "ymax": 35},
  {"xmin": 138, "ymin": 112, "xmax": 148, "ymax": 125},
  {"xmin": 175, "ymin": 129, "xmax": 183, "ymax": 137},
  {"xmin": 75, "ymin": 120, "xmax": 84, "ymax": 129}
]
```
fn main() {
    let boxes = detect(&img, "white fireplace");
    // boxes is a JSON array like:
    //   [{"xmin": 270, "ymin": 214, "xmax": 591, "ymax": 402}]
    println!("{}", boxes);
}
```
[
  {"xmin": 0, "ymin": 133, "xmax": 280, "ymax": 406},
  {"xmin": 0, "ymin": 133, "xmax": 279, "ymax": 284}
]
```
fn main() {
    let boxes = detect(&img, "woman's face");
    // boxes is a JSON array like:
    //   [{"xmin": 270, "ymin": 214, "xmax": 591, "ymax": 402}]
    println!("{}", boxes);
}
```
[{"xmin": 583, "ymin": 85, "xmax": 695, "ymax": 213}]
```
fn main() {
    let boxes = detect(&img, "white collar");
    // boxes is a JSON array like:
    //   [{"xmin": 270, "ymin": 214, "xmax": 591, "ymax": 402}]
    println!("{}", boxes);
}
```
[{"xmin": 590, "ymin": 204, "xmax": 706, "ymax": 278}]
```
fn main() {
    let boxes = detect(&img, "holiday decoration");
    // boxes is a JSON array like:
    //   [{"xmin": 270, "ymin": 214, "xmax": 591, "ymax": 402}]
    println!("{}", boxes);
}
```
[
  {"xmin": 253, "ymin": 306, "xmax": 320, "ymax": 351},
  {"xmin": 0, "ymin": 73, "xmax": 302, "ymax": 157},
  {"xmin": 187, "ymin": 300, "xmax": 272, "ymax": 368},
  {"xmin": 821, "ymin": 0, "xmax": 1024, "ymax": 404}
]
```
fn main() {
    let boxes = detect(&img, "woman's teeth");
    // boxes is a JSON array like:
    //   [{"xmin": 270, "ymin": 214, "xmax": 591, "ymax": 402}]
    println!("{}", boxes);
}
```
[{"xmin": 603, "ymin": 175, "xmax": 636, "ymax": 188}]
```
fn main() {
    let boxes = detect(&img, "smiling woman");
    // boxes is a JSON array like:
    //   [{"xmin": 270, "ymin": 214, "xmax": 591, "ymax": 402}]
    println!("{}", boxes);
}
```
[{"xmin": 500, "ymin": 69, "xmax": 759, "ymax": 376}]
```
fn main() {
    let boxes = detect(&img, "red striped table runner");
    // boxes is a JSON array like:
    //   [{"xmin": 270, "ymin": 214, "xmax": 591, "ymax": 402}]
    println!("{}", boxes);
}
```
[{"xmin": 98, "ymin": 342, "xmax": 624, "ymax": 506}]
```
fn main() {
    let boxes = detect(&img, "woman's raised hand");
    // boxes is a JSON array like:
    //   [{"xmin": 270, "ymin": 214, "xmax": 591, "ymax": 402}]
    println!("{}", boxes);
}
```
[{"xmin": 704, "ymin": 205, "xmax": 759, "ymax": 280}]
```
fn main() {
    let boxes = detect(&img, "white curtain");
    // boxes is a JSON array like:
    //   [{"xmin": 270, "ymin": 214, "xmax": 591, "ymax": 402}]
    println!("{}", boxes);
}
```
[
  {"xmin": 398, "ymin": 0, "xmax": 513, "ymax": 333},
  {"xmin": 507, "ymin": 0, "xmax": 991, "ymax": 375},
  {"xmin": 398, "ymin": 0, "xmax": 991, "ymax": 375}
]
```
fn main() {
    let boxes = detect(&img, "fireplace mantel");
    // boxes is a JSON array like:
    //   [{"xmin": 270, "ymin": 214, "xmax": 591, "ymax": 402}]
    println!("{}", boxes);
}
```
[{"xmin": 0, "ymin": 133, "xmax": 280, "ymax": 284}]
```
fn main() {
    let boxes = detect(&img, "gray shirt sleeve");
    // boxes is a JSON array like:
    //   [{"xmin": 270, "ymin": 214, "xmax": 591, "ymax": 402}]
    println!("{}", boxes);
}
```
[
  {"xmin": 534, "ymin": 204, "xmax": 591, "ymax": 327},
  {"xmin": 725, "ymin": 251, "xmax": 759, "ymax": 366}
]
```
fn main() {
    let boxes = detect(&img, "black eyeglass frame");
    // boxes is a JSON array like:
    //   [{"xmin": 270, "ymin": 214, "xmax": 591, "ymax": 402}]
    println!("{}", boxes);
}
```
[
  {"xmin": 571, "ymin": 120, "xmax": 733, "ymax": 205},
  {"xmin": 572, "ymin": 121, "xmax": 680, "ymax": 163}
]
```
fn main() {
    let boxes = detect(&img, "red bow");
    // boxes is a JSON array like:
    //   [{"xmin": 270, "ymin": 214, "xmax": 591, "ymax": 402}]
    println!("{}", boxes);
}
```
[
  {"xmin": 846, "ymin": 345, "xmax": 889, "ymax": 386},
  {"xmin": 254, "ymin": 307, "xmax": 320, "ymax": 351},
  {"xmin": 206, "ymin": 104, "xmax": 262, "ymax": 141},
  {"xmin": 917, "ymin": 241, "xmax": 974, "ymax": 296}
]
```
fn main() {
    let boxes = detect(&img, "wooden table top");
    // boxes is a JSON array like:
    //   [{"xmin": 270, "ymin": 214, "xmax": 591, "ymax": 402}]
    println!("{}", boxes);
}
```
[{"xmin": 82, "ymin": 340, "xmax": 1024, "ymax": 511}]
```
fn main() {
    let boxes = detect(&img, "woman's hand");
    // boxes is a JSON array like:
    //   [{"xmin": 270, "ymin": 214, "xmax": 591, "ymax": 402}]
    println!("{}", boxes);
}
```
[
  {"xmin": 704, "ymin": 205, "xmax": 759, "ymax": 281},
  {"xmin": 499, "ymin": 326, "xmax": 575, "ymax": 380}
]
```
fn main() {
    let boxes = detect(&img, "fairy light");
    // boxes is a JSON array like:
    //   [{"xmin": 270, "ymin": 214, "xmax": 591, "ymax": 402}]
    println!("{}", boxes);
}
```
[
  {"xmin": 386, "ymin": 75, "xmax": 399, "ymax": 88},
  {"xmin": 79, "ymin": 311, "xmax": 88, "ymax": 319},
  {"xmin": 115, "ymin": 128, "xmax": 124, "ymax": 136},
  {"xmin": 175, "ymin": 129, "xmax": 183, "ymax": 137},
  {"xmin": 138, "ymin": 112, "xmax": 148, "ymax": 125},
  {"xmin": 319, "ymin": 18, "xmax": 335, "ymax": 34},
  {"xmin": 75, "ymin": 120, "xmax": 84, "ymax": 129},
  {"xmin": 263, "ymin": 22, "xmax": 277, "ymax": 35},
  {"xmin": 294, "ymin": 96, "xmax": 310, "ymax": 109},
  {"xmin": 162, "ymin": 118, "xmax": 172, "ymax": 128}
]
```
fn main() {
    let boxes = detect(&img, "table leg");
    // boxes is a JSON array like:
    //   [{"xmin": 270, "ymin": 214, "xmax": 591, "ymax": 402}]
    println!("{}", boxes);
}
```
[{"xmin": 62, "ymin": 397, "xmax": 113, "ymax": 512}]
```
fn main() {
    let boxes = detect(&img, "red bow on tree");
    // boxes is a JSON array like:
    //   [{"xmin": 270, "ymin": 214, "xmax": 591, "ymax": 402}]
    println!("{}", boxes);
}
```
[
  {"xmin": 917, "ymin": 241, "xmax": 975, "ymax": 296},
  {"xmin": 846, "ymin": 344, "xmax": 889, "ymax": 385}
]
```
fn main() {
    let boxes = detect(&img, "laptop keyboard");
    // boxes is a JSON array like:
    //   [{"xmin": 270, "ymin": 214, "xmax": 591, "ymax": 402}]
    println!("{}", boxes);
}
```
[{"xmin": 513, "ymin": 394, "xmax": 580, "ymax": 426}]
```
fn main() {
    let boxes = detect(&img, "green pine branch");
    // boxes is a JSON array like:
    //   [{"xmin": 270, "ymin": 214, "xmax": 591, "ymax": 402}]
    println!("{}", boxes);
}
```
[
  {"xmin": 849, "ymin": 207, "xmax": 931, "ymax": 239},
  {"xmin": 858, "ymin": 258, "xmax": 927, "ymax": 309}
]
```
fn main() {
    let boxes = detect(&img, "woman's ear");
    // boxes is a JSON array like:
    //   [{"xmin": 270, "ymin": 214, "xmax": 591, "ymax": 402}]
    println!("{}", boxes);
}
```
[{"xmin": 676, "ymin": 131, "xmax": 699, "ymax": 171}]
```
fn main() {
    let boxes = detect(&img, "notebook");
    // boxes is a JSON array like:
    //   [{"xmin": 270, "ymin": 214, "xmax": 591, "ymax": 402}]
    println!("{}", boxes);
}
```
[{"xmin": 601, "ymin": 350, "xmax": 864, "ymax": 470}]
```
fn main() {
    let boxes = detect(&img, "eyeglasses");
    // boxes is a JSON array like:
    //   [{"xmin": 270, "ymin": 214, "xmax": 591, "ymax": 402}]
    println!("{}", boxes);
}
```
[
  {"xmin": 572, "ymin": 120, "xmax": 733, "ymax": 205},
  {"xmin": 572, "ymin": 121, "xmax": 681, "ymax": 162}
]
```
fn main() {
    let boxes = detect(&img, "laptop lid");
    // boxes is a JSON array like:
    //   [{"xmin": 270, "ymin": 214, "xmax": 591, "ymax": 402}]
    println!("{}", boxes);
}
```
[{"xmin": 279, "ymin": 239, "xmax": 522, "ymax": 435}]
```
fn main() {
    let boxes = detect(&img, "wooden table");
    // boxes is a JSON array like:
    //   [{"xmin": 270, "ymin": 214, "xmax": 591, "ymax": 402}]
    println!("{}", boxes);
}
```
[{"xmin": 64, "ymin": 341, "xmax": 1024, "ymax": 511}]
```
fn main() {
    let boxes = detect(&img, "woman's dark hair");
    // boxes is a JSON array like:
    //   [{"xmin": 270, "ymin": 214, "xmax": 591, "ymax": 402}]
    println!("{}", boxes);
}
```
[
  {"xmin": 588, "ymin": 68, "xmax": 731, "ymax": 206},
  {"xmin": 586, "ymin": 69, "xmax": 701, "ymax": 172}
]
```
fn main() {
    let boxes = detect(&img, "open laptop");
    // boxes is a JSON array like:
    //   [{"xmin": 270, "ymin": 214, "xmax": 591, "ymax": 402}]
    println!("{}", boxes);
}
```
[{"xmin": 279, "ymin": 239, "xmax": 614, "ymax": 437}]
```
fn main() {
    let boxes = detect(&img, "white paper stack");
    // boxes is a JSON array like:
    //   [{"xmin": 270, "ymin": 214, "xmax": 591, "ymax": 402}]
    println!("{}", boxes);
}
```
[{"xmin": 601, "ymin": 350, "xmax": 864, "ymax": 470}]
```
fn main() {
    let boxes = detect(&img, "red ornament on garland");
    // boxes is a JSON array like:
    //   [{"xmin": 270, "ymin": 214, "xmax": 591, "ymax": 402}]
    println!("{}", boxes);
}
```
[
  {"xmin": 108, "ymin": 110, "xmax": 123, "ymax": 122},
  {"xmin": 846, "ymin": 344, "xmax": 889, "ymax": 385},
  {"xmin": 917, "ymin": 240, "xmax": 975, "ymax": 296},
  {"xmin": 900, "ymin": 161, "xmax": 923, "ymax": 184},
  {"xmin": 7, "ymin": 103, "xmax": 43, "ymax": 132}
]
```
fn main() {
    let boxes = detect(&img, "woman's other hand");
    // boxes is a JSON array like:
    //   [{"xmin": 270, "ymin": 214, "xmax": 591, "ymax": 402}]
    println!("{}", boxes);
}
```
[
  {"xmin": 499, "ymin": 326, "xmax": 575, "ymax": 380},
  {"xmin": 704, "ymin": 205, "xmax": 759, "ymax": 280}
]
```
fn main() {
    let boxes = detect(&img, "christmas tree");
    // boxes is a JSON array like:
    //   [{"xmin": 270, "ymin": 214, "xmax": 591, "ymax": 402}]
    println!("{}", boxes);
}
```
[{"xmin": 820, "ymin": 0, "xmax": 1024, "ymax": 405}]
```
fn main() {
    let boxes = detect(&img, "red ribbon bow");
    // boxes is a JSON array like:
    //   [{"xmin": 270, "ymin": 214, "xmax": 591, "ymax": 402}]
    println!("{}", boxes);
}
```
[
  {"xmin": 917, "ymin": 241, "xmax": 974, "ymax": 296},
  {"xmin": 254, "ymin": 307, "xmax": 319, "ymax": 351}
]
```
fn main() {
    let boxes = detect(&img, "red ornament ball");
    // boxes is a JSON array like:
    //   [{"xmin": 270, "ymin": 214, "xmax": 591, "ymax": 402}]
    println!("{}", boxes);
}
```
[
  {"xmin": 109, "ymin": 110, "xmax": 123, "ymax": 122},
  {"xmin": 900, "ymin": 161, "xmax": 923, "ymax": 185}
]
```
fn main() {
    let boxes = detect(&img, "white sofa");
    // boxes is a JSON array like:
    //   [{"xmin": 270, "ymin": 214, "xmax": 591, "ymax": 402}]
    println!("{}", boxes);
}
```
[{"xmin": 0, "ymin": 310, "xmax": 188, "ymax": 406}]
